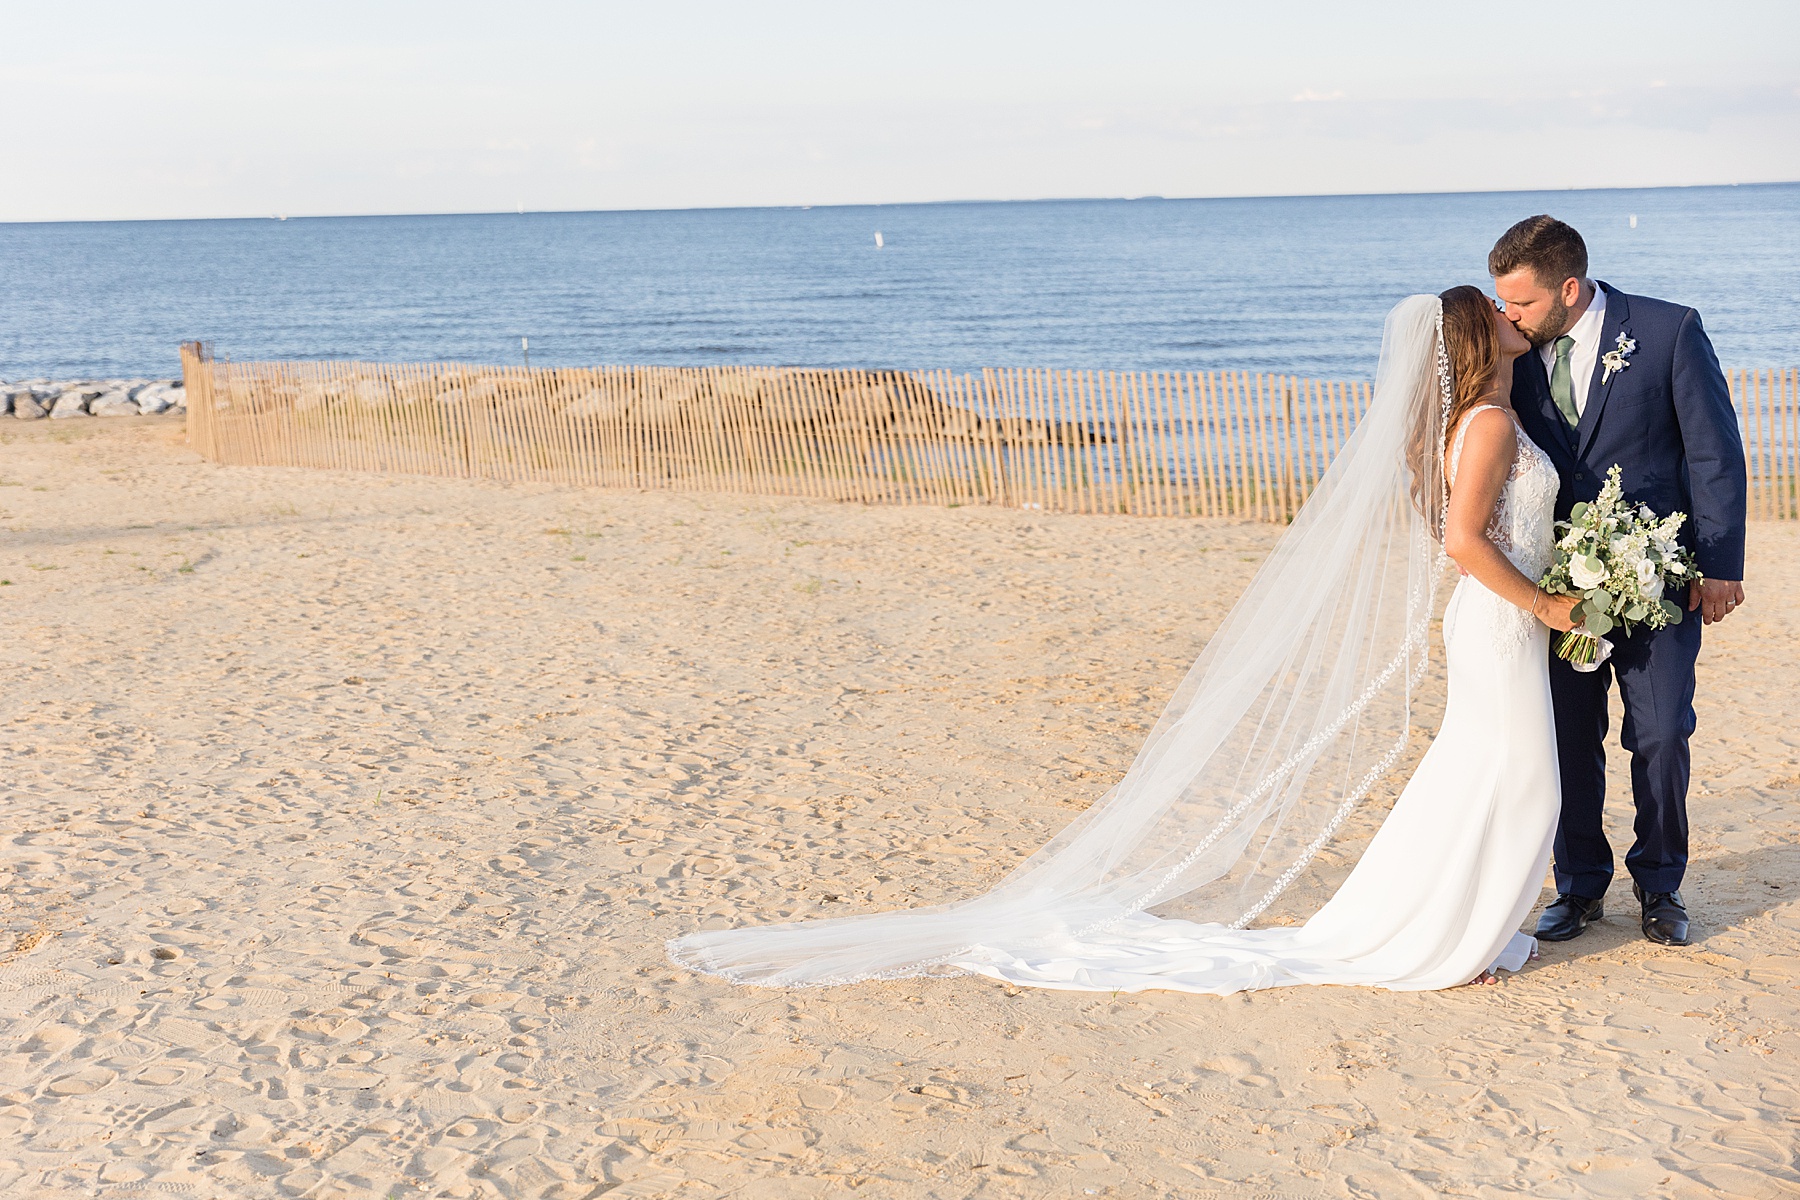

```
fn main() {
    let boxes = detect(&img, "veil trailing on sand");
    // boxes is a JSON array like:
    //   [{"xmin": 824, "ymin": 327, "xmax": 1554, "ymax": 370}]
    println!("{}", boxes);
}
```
[{"xmin": 667, "ymin": 295, "xmax": 1453, "ymax": 986}]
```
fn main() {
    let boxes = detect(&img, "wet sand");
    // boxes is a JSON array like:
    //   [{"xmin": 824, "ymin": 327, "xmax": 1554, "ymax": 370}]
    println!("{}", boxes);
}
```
[{"xmin": 2, "ymin": 417, "xmax": 1796, "ymax": 1199}]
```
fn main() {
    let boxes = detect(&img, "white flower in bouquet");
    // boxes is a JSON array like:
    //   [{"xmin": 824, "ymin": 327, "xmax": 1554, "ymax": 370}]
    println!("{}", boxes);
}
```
[
  {"xmin": 1569, "ymin": 555, "xmax": 1608, "ymax": 590},
  {"xmin": 1636, "ymin": 557, "xmax": 1664, "ymax": 602}
]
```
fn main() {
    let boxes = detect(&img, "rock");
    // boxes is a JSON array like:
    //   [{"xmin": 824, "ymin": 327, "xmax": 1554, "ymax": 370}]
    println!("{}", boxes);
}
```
[
  {"xmin": 294, "ymin": 382, "xmax": 339, "ymax": 412},
  {"xmin": 351, "ymin": 378, "xmax": 393, "ymax": 406},
  {"xmin": 50, "ymin": 388, "xmax": 96, "ymax": 419},
  {"xmin": 10, "ymin": 383, "xmax": 67, "ymax": 420},
  {"xmin": 131, "ymin": 381, "xmax": 179, "ymax": 414},
  {"xmin": 0, "ymin": 391, "xmax": 10, "ymax": 417},
  {"xmin": 565, "ymin": 388, "xmax": 620, "ymax": 419},
  {"xmin": 90, "ymin": 388, "xmax": 139, "ymax": 417}
]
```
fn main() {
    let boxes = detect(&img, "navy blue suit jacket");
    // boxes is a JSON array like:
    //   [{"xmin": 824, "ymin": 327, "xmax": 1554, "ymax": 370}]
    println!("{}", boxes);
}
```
[{"xmin": 1510, "ymin": 282, "xmax": 1747, "ymax": 581}]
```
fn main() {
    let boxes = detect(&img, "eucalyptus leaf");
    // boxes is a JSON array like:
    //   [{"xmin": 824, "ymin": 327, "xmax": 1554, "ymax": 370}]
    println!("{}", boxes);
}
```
[
  {"xmin": 1570, "ymin": 502, "xmax": 1590, "ymax": 522},
  {"xmin": 1625, "ymin": 603, "xmax": 1647, "ymax": 621},
  {"xmin": 1587, "ymin": 611, "xmax": 1615, "ymax": 636}
]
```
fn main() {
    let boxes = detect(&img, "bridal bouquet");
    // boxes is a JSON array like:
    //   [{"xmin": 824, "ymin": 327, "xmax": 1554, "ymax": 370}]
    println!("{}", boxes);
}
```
[{"xmin": 1538, "ymin": 465, "xmax": 1702, "ymax": 670}]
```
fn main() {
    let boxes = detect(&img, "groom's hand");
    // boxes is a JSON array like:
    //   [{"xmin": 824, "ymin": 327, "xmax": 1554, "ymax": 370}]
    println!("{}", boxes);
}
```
[{"xmin": 1689, "ymin": 578, "xmax": 1745, "ymax": 625}]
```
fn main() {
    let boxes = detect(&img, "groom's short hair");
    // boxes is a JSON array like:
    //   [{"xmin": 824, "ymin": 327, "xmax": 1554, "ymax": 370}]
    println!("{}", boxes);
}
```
[{"xmin": 1488, "ymin": 215, "xmax": 1588, "ymax": 288}]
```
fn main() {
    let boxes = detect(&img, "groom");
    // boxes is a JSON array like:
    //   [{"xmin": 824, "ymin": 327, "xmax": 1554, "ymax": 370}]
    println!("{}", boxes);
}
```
[{"xmin": 1489, "ymin": 215, "xmax": 1747, "ymax": 948}]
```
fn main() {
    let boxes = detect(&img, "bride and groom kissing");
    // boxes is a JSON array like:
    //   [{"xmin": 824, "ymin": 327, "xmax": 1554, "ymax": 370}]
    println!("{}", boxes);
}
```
[{"xmin": 669, "ymin": 214, "xmax": 1748, "ymax": 996}]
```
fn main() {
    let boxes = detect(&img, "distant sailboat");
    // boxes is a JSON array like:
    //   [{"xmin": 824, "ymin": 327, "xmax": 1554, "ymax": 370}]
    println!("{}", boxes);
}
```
[
  {"xmin": 874, "ymin": 231, "xmax": 884, "ymax": 249},
  {"xmin": 1629, "ymin": 214, "xmax": 1638, "ymax": 228}
]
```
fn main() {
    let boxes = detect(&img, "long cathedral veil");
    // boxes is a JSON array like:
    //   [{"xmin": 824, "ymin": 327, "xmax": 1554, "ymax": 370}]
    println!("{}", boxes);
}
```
[{"xmin": 668, "ymin": 295, "xmax": 1452, "ymax": 986}]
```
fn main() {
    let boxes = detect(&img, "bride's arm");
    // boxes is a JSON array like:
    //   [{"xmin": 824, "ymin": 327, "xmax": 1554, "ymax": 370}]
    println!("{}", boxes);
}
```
[{"xmin": 1442, "ymin": 409, "xmax": 1579, "ymax": 632}]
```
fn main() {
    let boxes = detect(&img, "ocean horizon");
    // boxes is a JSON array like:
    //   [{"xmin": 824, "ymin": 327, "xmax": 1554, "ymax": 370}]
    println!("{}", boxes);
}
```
[
  {"xmin": 18, "ymin": 177, "xmax": 1798, "ymax": 224},
  {"xmin": 3, "ymin": 183, "xmax": 1795, "ymax": 381}
]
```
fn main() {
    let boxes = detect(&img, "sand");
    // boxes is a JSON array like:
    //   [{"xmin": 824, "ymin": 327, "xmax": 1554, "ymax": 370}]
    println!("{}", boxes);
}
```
[{"xmin": 2, "ymin": 416, "xmax": 1796, "ymax": 1199}]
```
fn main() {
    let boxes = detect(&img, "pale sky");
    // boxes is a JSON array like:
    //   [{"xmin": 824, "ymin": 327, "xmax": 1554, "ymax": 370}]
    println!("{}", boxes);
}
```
[{"xmin": 3, "ymin": 0, "xmax": 1797, "ymax": 222}]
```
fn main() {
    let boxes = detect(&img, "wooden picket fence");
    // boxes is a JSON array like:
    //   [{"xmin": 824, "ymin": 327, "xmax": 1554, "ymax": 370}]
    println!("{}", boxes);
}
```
[
  {"xmin": 178, "ymin": 346, "xmax": 1799, "ymax": 522},
  {"xmin": 1737, "ymin": 367, "xmax": 1799, "ymax": 520}
]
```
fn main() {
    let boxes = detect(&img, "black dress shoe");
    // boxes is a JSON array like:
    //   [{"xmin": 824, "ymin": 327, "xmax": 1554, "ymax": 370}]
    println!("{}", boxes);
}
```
[
  {"xmin": 1634, "ymin": 884, "xmax": 1691, "ymax": 946},
  {"xmin": 1536, "ymin": 894, "xmax": 1604, "ymax": 941}
]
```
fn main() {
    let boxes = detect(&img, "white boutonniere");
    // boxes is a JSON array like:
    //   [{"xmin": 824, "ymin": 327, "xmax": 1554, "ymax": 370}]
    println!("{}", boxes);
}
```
[{"xmin": 1600, "ymin": 331, "xmax": 1637, "ymax": 383}]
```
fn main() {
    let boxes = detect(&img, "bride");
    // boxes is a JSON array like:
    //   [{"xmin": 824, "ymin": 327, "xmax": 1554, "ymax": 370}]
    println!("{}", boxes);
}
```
[{"xmin": 669, "ymin": 288, "xmax": 1582, "ymax": 994}]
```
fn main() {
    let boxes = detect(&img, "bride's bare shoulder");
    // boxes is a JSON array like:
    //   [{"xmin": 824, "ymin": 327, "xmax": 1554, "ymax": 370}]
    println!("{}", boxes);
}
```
[
  {"xmin": 1457, "ymin": 405, "xmax": 1518, "ymax": 453},
  {"xmin": 1449, "ymin": 405, "xmax": 1518, "ymax": 484}
]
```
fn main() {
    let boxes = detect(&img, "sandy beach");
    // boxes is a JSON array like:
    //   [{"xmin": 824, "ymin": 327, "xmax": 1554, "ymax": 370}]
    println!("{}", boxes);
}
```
[{"xmin": 2, "ymin": 416, "xmax": 1797, "ymax": 1199}]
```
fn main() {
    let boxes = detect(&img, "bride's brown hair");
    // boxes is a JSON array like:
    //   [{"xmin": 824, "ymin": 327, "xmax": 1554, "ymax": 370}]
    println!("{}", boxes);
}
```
[
  {"xmin": 1408, "ymin": 285, "xmax": 1501, "ymax": 535},
  {"xmin": 1438, "ymin": 285, "xmax": 1501, "ymax": 458}
]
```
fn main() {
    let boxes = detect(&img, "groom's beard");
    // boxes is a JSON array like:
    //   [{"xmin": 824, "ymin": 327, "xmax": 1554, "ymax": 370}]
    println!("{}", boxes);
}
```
[{"xmin": 1520, "ymin": 295, "xmax": 1573, "ymax": 348}]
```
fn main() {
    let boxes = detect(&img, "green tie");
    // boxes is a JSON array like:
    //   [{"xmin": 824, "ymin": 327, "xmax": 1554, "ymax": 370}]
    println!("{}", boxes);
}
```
[{"xmin": 1549, "ymin": 334, "xmax": 1579, "ymax": 427}]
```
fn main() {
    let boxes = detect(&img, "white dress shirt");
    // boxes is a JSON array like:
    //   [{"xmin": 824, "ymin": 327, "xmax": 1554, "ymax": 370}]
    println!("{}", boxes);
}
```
[{"xmin": 1538, "ymin": 285, "xmax": 1608, "ymax": 417}]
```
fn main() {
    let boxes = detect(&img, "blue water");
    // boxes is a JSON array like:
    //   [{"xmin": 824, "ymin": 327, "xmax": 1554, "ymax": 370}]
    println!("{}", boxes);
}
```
[{"xmin": 2, "ymin": 185, "xmax": 1795, "ymax": 381}]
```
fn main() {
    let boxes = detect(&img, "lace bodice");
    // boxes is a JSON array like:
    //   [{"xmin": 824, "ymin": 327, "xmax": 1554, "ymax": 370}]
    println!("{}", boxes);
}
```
[
  {"xmin": 1449, "ymin": 405, "xmax": 1559, "ymax": 580},
  {"xmin": 1446, "ymin": 405, "xmax": 1559, "ymax": 655}
]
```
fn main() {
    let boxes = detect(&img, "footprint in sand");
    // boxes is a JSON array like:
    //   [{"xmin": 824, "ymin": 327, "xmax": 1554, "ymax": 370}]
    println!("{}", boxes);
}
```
[
  {"xmin": 43, "ymin": 1068, "xmax": 117, "ymax": 1096},
  {"xmin": 1196, "ymin": 1054, "xmax": 1278, "ymax": 1088}
]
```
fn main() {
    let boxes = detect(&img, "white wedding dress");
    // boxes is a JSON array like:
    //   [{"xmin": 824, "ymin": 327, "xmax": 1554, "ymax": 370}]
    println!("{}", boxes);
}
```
[
  {"xmin": 949, "ymin": 406, "xmax": 1563, "ymax": 992},
  {"xmin": 669, "ymin": 296, "xmax": 1566, "ymax": 996}
]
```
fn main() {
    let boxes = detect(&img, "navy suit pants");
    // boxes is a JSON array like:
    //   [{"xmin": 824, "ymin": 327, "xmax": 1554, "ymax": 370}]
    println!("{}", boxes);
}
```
[{"xmin": 1548, "ymin": 615, "xmax": 1700, "ymax": 899}]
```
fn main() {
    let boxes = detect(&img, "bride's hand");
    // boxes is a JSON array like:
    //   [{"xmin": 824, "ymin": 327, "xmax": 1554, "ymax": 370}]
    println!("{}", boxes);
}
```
[{"xmin": 1534, "ymin": 592, "xmax": 1580, "ymax": 632}]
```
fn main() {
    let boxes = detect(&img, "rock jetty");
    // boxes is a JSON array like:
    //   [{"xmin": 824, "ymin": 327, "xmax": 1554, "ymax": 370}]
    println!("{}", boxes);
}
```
[{"xmin": 3, "ymin": 379, "xmax": 186, "ymax": 420}]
